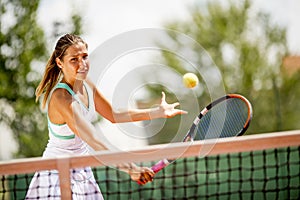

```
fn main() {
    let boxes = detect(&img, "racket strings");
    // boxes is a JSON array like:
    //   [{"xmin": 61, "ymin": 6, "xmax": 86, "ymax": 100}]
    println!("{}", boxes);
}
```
[{"xmin": 195, "ymin": 98, "xmax": 249, "ymax": 140}]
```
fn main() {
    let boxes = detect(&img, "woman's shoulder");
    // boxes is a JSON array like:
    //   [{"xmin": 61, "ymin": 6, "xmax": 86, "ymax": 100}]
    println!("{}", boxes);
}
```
[
  {"xmin": 50, "ymin": 87, "xmax": 74, "ymax": 109},
  {"xmin": 47, "ymin": 88, "xmax": 74, "ymax": 124}
]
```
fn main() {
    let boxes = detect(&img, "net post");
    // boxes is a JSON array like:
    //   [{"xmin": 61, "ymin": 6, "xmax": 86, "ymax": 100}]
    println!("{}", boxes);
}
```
[{"xmin": 57, "ymin": 156, "xmax": 71, "ymax": 200}]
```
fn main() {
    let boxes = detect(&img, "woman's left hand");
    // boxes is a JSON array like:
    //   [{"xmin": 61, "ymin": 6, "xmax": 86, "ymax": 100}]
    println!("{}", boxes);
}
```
[{"xmin": 158, "ymin": 92, "xmax": 187, "ymax": 118}]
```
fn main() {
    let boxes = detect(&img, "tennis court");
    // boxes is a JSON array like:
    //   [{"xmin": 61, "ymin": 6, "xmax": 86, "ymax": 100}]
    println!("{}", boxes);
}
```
[{"xmin": 0, "ymin": 130, "xmax": 299, "ymax": 199}]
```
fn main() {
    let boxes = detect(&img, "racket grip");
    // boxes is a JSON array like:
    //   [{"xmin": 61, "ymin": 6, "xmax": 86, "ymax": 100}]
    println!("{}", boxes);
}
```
[
  {"xmin": 151, "ymin": 159, "xmax": 170, "ymax": 173},
  {"xmin": 137, "ymin": 159, "xmax": 170, "ymax": 185}
]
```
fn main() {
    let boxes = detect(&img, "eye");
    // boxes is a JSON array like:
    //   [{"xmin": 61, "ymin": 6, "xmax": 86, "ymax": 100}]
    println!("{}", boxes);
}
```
[
  {"xmin": 83, "ymin": 55, "xmax": 89, "ymax": 60},
  {"xmin": 71, "ymin": 58, "xmax": 78, "ymax": 62}
]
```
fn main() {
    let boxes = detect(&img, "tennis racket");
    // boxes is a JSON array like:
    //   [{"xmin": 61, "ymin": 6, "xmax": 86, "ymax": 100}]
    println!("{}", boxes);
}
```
[{"xmin": 138, "ymin": 94, "xmax": 253, "ymax": 184}]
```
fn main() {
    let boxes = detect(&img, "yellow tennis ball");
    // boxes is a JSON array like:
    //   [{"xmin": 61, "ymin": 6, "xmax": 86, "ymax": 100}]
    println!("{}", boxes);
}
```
[{"xmin": 183, "ymin": 73, "xmax": 199, "ymax": 88}]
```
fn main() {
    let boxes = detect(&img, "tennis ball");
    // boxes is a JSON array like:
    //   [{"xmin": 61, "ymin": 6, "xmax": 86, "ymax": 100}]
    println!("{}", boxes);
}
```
[{"xmin": 183, "ymin": 73, "xmax": 199, "ymax": 88}]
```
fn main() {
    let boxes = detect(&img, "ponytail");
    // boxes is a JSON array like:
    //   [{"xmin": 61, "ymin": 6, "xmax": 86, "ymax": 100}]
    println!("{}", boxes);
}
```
[
  {"xmin": 35, "ymin": 53, "xmax": 62, "ymax": 108},
  {"xmin": 35, "ymin": 34, "xmax": 87, "ymax": 108}
]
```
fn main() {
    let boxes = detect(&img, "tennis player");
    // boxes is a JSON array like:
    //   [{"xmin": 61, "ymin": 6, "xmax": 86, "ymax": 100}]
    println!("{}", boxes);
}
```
[{"xmin": 25, "ymin": 33, "xmax": 186, "ymax": 199}]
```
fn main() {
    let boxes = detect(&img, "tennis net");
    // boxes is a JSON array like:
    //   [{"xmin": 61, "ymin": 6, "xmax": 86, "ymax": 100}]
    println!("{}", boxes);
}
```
[{"xmin": 0, "ymin": 130, "xmax": 299, "ymax": 200}]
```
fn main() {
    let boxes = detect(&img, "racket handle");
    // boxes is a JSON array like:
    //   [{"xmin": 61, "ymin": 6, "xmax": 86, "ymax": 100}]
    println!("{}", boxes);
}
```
[
  {"xmin": 137, "ymin": 159, "xmax": 170, "ymax": 185},
  {"xmin": 151, "ymin": 159, "xmax": 170, "ymax": 173}
]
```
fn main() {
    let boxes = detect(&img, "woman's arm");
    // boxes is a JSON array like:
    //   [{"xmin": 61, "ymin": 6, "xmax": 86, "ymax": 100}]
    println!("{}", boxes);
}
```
[
  {"xmin": 86, "ymin": 80, "xmax": 187, "ymax": 123},
  {"xmin": 112, "ymin": 91, "xmax": 187, "ymax": 122}
]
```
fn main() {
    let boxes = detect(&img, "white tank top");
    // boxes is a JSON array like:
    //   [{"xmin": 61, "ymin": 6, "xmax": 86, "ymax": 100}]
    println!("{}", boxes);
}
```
[{"xmin": 42, "ymin": 82, "xmax": 96, "ymax": 158}]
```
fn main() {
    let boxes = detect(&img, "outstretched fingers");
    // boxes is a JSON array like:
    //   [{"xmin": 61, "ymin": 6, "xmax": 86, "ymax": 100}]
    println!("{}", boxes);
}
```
[
  {"xmin": 160, "ymin": 91, "xmax": 188, "ymax": 117},
  {"xmin": 161, "ymin": 91, "xmax": 166, "ymax": 104},
  {"xmin": 172, "ymin": 102, "xmax": 180, "ymax": 108}
]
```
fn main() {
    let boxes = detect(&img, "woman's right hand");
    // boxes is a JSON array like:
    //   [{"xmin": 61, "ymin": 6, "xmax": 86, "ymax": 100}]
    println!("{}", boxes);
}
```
[{"xmin": 128, "ymin": 166, "xmax": 155, "ymax": 185}]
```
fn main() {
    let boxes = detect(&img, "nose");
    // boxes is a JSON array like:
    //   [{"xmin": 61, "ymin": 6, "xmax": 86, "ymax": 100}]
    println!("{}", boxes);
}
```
[{"xmin": 78, "ymin": 58, "xmax": 87, "ymax": 69}]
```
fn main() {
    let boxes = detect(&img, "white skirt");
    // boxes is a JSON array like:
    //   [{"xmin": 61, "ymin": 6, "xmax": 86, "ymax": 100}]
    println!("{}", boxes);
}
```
[{"xmin": 25, "ymin": 167, "xmax": 104, "ymax": 200}]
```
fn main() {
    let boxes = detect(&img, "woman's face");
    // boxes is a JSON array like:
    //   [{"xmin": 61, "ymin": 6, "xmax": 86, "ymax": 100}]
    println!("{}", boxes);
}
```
[{"xmin": 57, "ymin": 42, "xmax": 89, "ymax": 82}]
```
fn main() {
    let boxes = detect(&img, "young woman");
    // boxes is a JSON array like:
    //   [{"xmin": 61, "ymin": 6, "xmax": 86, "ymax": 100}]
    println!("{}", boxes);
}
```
[{"xmin": 25, "ymin": 34, "xmax": 186, "ymax": 199}]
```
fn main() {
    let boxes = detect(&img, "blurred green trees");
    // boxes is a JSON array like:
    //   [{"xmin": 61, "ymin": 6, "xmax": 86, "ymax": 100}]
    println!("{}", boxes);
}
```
[
  {"xmin": 0, "ymin": 0, "xmax": 47, "ymax": 158},
  {"xmin": 0, "ymin": 0, "xmax": 83, "ymax": 158},
  {"xmin": 147, "ymin": 0, "xmax": 295, "ymax": 144}
]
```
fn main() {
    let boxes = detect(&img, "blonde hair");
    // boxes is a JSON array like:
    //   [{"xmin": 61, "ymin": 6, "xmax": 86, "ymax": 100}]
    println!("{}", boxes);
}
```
[{"xmin": 35, "ymin": 34, "xmax": 88, "ymax": 108}]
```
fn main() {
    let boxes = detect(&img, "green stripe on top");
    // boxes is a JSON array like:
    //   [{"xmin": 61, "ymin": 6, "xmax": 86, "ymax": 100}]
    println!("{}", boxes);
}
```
[
  {"xmin": 54, "ymin": 83, "xmax": 76, "ymax": 96},
  {"xmin": 47, "ymin": 115, "xmax": 65, "ymax": 126},
  {"xmin": 48, "ymin": 123, "xmax": 75, "ymax": 140}
]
